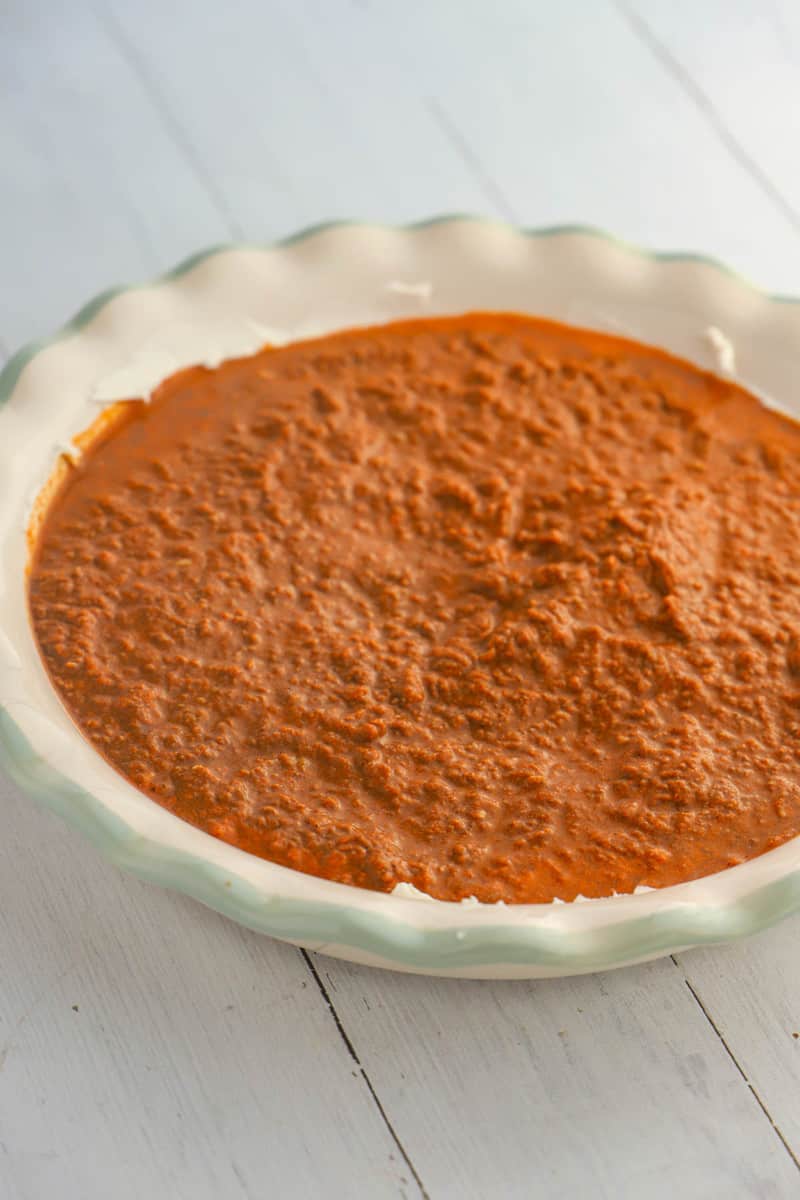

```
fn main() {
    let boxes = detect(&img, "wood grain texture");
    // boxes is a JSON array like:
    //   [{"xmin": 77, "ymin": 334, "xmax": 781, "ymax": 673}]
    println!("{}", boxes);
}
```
[
  {"xmin": 0, "ymin": 3, "xmax": 230, "ymax": 350},
  {"xmin": 4, "ymin": 1, "xmax": 800, "ymax": 1196},
  {"xmin": 624, "ymin": 0, "xmax": 800, "ymax": 233},
  {"xmin": 98, "ymin": 0, "xmax": 505, "ymax": 229},
  {"xmin": 674, "ymin": 930, "xmax": 800, "ymax": 1161},
  {"xmin": 307, "ymin": 947, "xmax": 800, "ymax": 1199},
  {"xmin": 298, "ymin": 0, "xmax": 800, "ymax": 287},
  {"xmin": 0, "ymin": 782, "xmax": 420, "ymax": 1200},
  {"xmin": 5, "ymin": 0, "xmax": 800, "ymax": 354}
]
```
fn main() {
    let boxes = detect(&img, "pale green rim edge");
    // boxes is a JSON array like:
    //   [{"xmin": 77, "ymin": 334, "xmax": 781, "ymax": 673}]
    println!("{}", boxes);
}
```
[{"xmin": 3, "ymin": 215, "xmax": 800, "ymax": 973}]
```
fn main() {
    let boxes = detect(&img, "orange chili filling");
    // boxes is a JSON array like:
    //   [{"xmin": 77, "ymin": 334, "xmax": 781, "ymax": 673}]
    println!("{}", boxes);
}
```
[{"xmin": 28, "ymin": 313, "xmax": 800, "ymax": 902}]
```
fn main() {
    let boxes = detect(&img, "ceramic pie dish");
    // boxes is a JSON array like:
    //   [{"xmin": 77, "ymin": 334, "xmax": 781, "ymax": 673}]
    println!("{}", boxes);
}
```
[{"xmin": 3, "ymin": 216, "xmax": 800, "ymax": 979}]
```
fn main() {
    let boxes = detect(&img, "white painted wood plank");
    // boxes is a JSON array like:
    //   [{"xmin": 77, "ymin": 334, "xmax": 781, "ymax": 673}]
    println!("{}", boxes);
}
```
[
  {"xmin": 0, "ymin": 775, "xmax": 418, "ymax": 1200},
  {"xmin": 624, "ymin": 0, "xmax": 800, "ymax": 235},
  {"xmin": 98, "ymin": 0, "xmax": 505, "ymax": 231},
  {"xmin": 0, "ymin": 3, "xmax": 231, "ymax": 351},
  {"xmin": 4, "ymin": 0, "xmax": 800, "ymax": 359},
  {"xmin": 309, "ymin": 948, "xmax": 799, "ymax": 1199},
  {"xmin": 80, "ymin": 0, "xmax": 800, "ymax": 295},
  {"xmin": 673, "ymin": 926, "xmax": 800, "ymax": 1158},
  {"xmin": 300, "ymin": 0, "xmax": 800, "ymax": 292}
]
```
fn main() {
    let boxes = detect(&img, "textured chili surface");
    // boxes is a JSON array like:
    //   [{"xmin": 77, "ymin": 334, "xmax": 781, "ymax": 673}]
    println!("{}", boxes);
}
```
[{"xmin": 28, "ymin": 314, "xmax": 800, "ymax": 902}]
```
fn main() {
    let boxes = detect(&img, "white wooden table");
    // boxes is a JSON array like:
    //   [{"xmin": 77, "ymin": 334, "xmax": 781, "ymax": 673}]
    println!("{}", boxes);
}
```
[{"xmin": 3, "ymin": 3, "xmax": 800, "ymax": 1196}]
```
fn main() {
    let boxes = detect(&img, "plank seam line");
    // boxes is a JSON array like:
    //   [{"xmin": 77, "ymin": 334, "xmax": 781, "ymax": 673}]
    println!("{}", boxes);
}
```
[
  {"xmin": 424, "ymin": 98, "xmax": 519, "ymax": 224},
  {"xmin": 614, "ymin": 1, "xmax": 800, "ymax": 237},
  {"xmin": 91, "ymin": 0, "xmax": 246, "ymax": 240},
  {"xmin": 672, "ymin": 957, "xmax": 800, "ymax": 1171},
  {"xmin": 301, "ymin": 950, "xmax": 431, "ymax": 1200}
]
